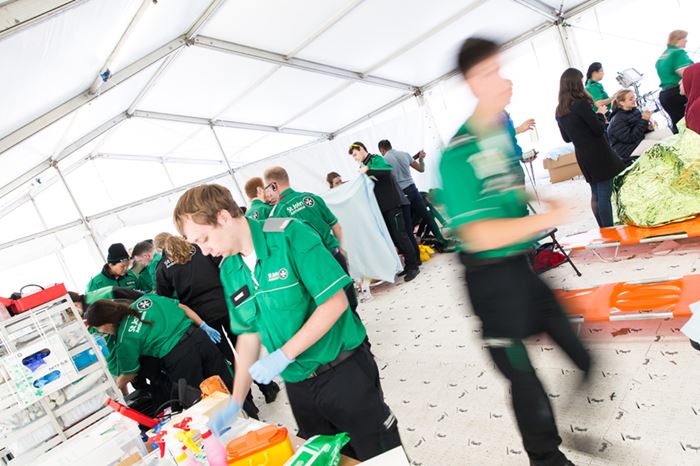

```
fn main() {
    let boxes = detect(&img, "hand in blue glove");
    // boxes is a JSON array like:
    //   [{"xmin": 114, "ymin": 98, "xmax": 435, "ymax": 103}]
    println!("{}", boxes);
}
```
[
  {"xmin": 208, "ymin": 397, "xmax": 241, "ymax": 437},
  {"xmin": 249, "ymin": 349, "xmax": 294, "ymax": 384},
  {"xmin": 200, "ymin": 322, "xmax": 221, "ymax": 344}
]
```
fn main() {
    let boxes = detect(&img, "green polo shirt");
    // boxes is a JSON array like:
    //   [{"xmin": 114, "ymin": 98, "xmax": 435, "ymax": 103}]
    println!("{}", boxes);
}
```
[
  {"xmin": 108, "ymin": 294, "xmax": 191, "ymax": 376},
  {"xmin": 269, "ymin": 188, "xmax": 339, "ymax": 252},
  {"xmin": 439, "ymin": 122, "xmax": 531, "ymax": 259},
  {"xmin": 585, "ymin": 79, "xmax": 611, "ymax": 112},
  {"xmin": 246, "ymin": 199, "xmax": 273, "ymax": 221},
  {"xmin": 86, "ymin": 268, "xmax": 140, "ymax": 293},
  {"xmin": 219, "ymin": 218, "xmax": 366, "ymax": 383},
  {"xmin": 86, "ymin": 287, "xmax": 116, "ymax": 305},
  {"xmin": 656, "ymin": 46, "xmax": 694, "ymax": 89}
]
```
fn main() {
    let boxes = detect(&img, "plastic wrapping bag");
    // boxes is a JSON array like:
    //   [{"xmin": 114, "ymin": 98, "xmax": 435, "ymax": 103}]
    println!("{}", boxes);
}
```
[
  {"xmin": 614, "ymin": 123, "xmax": 700, "ymax": 226},
  {"xmin": 284, "ymin": 433, "xmax": 350, "ymax": 466}
]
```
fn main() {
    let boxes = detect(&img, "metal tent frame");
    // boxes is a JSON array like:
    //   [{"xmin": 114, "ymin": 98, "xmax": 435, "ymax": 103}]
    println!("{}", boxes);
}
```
[{"xmin": 0, "ymin": 0, "xmax": 604, "ymax": 259}]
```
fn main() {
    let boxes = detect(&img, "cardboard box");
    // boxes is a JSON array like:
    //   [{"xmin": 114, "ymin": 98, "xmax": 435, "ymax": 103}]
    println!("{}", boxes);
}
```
[{"xmin": 542, "ymin": 152, "xmax": 583, "ymax": 183}]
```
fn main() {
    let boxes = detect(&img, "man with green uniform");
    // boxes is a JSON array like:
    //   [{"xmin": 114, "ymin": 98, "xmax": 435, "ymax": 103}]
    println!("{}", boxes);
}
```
[
  {"xmin": 86, "ymin": 243, "xmax": 142, "ymax": 292},
  {"xmin": 243, "ymin": 177, "xmax": 273, "ymax": 221},
  {"xmin": 656, "ymin": 30, "xmax": 694, "ymax": 133},
  {"xmin": 174, "ymin": 184, "xmax": 401, "ymax": 461},
  {"xmin": 263, "ymin": 166, "xmax": 358, "ymax": 314},
  {"xmin": 132, "ymin": 240, "xmax": 162, "ymax": 292},
  {"xmin": 440, "ymin": 38, "xmax": 591, "ymax": 466}
]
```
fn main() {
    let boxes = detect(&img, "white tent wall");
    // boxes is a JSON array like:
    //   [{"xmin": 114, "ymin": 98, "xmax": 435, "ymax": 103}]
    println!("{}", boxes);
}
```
[{"xmin": 3, "ymin": 0, "xmax": 692, "ymax": 295}]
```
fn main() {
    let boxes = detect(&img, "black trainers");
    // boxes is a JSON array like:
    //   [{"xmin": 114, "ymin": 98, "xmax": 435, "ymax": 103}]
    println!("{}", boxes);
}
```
[
  {"xmin": 260, "ymin": 381, "xmax": 280, "ymax": 404},
  {"xmin": 404, "ymin": 268, "xmax": 420, "ymax": 282}
]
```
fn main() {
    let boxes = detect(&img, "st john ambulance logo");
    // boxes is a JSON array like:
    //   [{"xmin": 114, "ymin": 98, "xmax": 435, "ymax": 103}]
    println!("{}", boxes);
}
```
[
  {"xmin": 252, "ymin": 211, "xmax": 260, "ymax": 219},
  {"xmin": 303, "ymin": 197, "xmax": 315, "ymax": 207},
  {"xmin": 279, "ymin": 268, "xmax": 289, "ymax": 280},
  {"xmin": 137, "ymin": 299, "xmax": 152, "ymax": 310}
]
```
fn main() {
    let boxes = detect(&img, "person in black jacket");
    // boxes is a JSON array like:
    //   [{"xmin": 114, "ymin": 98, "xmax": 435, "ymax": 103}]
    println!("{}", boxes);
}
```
[
  {"xmin": 607, "ymin": 90, "xmax": 653, "ymax": 164},
  {"xmin": 156, "ymin": 236, "xmax": 281, "ymax": 414},
  {"xmin": 556, "ymin": 68, "xmax": 625, "ymax": 228},
  {"xmin": 349, "ymin": 141, "xmax": 420, "ymax": 281}
]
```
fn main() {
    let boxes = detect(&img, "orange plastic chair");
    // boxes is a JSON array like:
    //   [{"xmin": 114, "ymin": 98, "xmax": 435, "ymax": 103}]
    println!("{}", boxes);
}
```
[
  {"xmin": 560, "ymin": 216, "xmax": 700, "ymax": 252},
  {"xmin": 555, "ymin": 275, "xmax": 700, "ymax": 323}
]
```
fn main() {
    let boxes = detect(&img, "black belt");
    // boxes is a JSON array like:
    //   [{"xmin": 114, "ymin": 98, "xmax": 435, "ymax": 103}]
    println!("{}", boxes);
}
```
[
  {"xmin": 459, "ymin": 251, "xmax": 529, "ymax": 268},
  {"xmin": 307, "ymin": 345, "xmax": 360, "ymax": 379},
  {"xmin": 177, "ymin": 325, "xmax": 196, "ymax": 344}
]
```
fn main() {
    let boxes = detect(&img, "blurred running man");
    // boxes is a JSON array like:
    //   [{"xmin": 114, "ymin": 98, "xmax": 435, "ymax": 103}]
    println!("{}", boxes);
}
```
[{"xmin": 439, "ymin": 37, "xmax": 591, "ymax": 466}]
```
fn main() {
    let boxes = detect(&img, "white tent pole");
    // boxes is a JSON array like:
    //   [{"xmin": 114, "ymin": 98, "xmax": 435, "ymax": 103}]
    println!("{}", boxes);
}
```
[
  {"xmin": 89, "ymin": 0, "xmax": 153, "ymax": 95},
  {"xmin": 192, "ymin": 36, "xmax": 417, "ymax": 92},
  {"xmin": 556, "ymin": 22, "xmax": 577, "ymax": 68},
  {"xmin": 161, "ymin": 162, "xmax": 176, "ymax": 188},
  {"xmin": 0, "ymin": 37, "xmax": 185, "ymax": 156},
  {"xmin": 209, "ymin": 125, "xmax": 246, "ymax": 202},
  {"xmin": 511, "ymin": 0, "xmax": 559, "ymax": 21},
  {"xmin": 562, "ymin": 0, "xmax": 606, "ymax": 19},
  {"xmin": 0, "ymin": 0, "xmax": 93, "ymax": 41},
  {"xmin": 95, "ymin": 153, "xmax": 225, "ymax": 166},
  {"xmin": 53, "ymin": 164, "xmax": 105, "ymax": 262},
  {"xmin": 28, "ymin": 194, "xmax": 78, "ymax": 290},
  {"xmin": 416, "ymin": 92, "xmax": 445, "ymax": 152},
  {"xmin": 130, "ymin": 110, "xmax": 330, "ymax": 139},
  {"xmin": 0, "ymin": 220, "xmax": 82, "ymax": 251}
]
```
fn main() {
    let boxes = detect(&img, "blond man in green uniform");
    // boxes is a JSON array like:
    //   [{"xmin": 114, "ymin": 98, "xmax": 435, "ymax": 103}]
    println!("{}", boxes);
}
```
[
  {"xmin": 656, "ymin": 29, "xmax": 694, "ymax": 134},
  {"xmin": 243, "ymin": 177, "xmax": 273, "ymax": 221},
  {"xmin": 86, "ymin": 243, "xmax": 141, "ymax": 292},
  {"xmin": 440, "ymin": 38, "xmax": 591, "ymax": 466},
  {"xmin": 174, "ymin": 184, "xmax": 401, "ymax": 460},
  {"xmin": 86, "ymin": 294, "xmax": 229, "ymax": 396}
]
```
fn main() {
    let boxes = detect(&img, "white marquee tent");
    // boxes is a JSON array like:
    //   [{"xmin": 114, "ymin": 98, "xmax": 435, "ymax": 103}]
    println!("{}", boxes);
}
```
[{"xmin": 0, "ymin": 0, "xmax": 698, "ymax": 294}]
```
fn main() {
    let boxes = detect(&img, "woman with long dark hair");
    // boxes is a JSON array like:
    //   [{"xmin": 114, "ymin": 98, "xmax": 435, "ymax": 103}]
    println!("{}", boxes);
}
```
[
  {"xmin": 85, "ymin": 295, "xmax": 233, "ymax": 396},
  {"xmin": 556, "ymin": 68, "xmax": 625, "ymax": 227},
  {"xmin": 156, "ymin": 236, "xmax": 280, "ymax": 415}
]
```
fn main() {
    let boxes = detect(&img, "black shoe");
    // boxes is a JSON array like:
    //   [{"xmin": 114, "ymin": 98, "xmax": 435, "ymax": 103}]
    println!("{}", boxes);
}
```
[
  {"xmin": 404, "ymin": 268, "xmax": 420, "ymax": 282},
  {"xmin": 691, "ymin": 339, "xmax": 700, "ymax": 351},
  {"xmin": 259, "ymin": 381, "xmax": 280, "ymax": 404},
  {"xmin": 397, "ymin": 270, "xmax": 407, "ymax": 277}
]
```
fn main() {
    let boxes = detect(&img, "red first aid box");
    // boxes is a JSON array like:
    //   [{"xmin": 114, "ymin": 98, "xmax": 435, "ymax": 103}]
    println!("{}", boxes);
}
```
[{"xmin": 10, "ymin": 284, "xmax": 68, "ymax": 314}]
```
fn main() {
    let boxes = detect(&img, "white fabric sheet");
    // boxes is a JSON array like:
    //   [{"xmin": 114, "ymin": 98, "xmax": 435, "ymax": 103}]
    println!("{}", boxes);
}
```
[{"xmin": 321, "ymin": 175, "xmax": 402, "ymax": 282}]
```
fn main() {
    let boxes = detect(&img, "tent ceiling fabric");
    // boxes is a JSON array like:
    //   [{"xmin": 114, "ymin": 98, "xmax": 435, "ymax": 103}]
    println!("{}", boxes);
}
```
[{"xmin": 0, "ymin": 0, "xmax": 598, "ymax": 249}]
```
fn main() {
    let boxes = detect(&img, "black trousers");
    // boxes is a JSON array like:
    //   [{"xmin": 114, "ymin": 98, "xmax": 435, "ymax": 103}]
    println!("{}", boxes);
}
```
[
  {"xmin": 285, "ymin": 343, "xmax": 402, "ymax": 461},
  {"xmin": 382, "ymin": 207, "xmax": 419, "ymax": 270},
  {"xmin": 403, "ymin": 183, "xmax": 444, "ymax": 242},
  {"xmin": 401, "ymin": 204, "xmax": 420, "ymax": 262},
  {"xmin": 209, "ymin": 315, "xmax": 268, "ymax": 418},
  {"xmin": 161, "ymin": 327, "xmax": 234, "ymax": 393},
  {"xmin": 332, "ymin": 248, "xmax": 359, "ymax": 315},
  {"xmin": 461, "ymin": 254, "xmax": 590, "ymax": 464},
  {"xmin": 659, "ymin": 85, "xmax": 687, "ymax": 134}
]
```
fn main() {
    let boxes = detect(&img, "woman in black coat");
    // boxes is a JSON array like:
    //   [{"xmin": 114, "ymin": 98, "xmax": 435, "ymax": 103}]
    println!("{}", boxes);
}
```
[
  {"xmin": 607, "ymin": 89, "xmax": 653, "ymax": 163},
  {"xmin": 556, "ymin": 68, "xmax": 625, "ymax": 228}
]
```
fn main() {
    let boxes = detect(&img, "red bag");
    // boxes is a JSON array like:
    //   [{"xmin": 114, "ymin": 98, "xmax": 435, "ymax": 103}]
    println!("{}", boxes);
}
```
[{"xmin": 533, "ymin": 243, "xmax": 566, "ymax": 273}]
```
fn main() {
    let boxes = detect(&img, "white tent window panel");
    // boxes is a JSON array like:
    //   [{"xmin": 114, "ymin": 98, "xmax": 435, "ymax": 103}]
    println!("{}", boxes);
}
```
[
  {"xmin": 32, "ymin": 181, "xmax": 81, "ymax": 230},
  {"xmin": 371, "ymin": 0, "xmax": 546, "ymax": 86},
  {"xmin": 91, "ymin": 158, "xmax": 173, "ymax": 211},
  {"xmin": 99, "ymin": 217, "xmax": 180, "ymax": 256},
  {"xmin": 217, "ymin": 67, "xmax": 350, "ymax": 127},
  {"xmin": 109, "ymin": 0, "xmax": 214, "ymax": 73},
  {"xmin": 165, "ymin": 162, "xmax": 226, "ymax": 188},
  {"xmin": 229, "ymin": 133, "xmax": 318, "ymax": 165},
  {"xmin": 286, "ymin": 82, "xmax": 407, "ymax": 132},
  {"xmin": 0, "ymin": 117, "xmax": 71, "ymax": 188},
  {"xmin": 0, "ymin": 0, "xmax": 143, "ymax": 138},
  {"xmin": 136, "ymin": 46, "xmax": 278, "ymax": 118},
  {"xmin": 60, "ymin": 239, "xmax": 105, "ymax": 292},
  {"xmin": 199, "ymin": 0, "xmax": 359, "ymax": 56},
  {"xmin": 295, "ymin": 0, "xmax": 488, "ymax": 77},
  {"xmin": 98, "ymin": 118, "xmax": 221, "ymax": 159},
  {"xmin": 0, "ymin": 202, "xmax": 44, "ymax": 244},
  {"xmin": 63, "ymin": 160, "xmax": 123, "ymax": 217},
  {"xmin": 0, "ymin": 254, "xmax": 68, "ymax": 296}
]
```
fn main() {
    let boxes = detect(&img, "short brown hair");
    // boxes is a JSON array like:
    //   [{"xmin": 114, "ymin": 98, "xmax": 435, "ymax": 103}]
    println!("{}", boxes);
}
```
[
  {"xmin": 244, "ymin": 177, "xmax": 264, "ymax": 199},
  {"xmin": 326, "ymin": 171, "xmax": 341, "ymax": 188},
  {"xmin": 263, "ymin": 166, "xmax": 289, "ymax": 184},
  {"xmin": 668, "ymin": 30, "xmax": 688, "ymax": 46},
  {"xmin": 173, "ymin": 184, "xmax": 242, "ymax": 235},
  {"xmin": 131, "ymin": 240, "xmax": 154, "ymax": 258},
  {"xmin": 348, "ymin": 141, "xmax": 367, "ymax": 155}
]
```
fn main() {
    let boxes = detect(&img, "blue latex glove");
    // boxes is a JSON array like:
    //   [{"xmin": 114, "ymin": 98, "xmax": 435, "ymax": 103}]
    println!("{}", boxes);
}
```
[
  {"xmin": 200, "ymin": 322, "xmax": 221, "ymax": 344},
  {"xmin": 249, "ymin": 349, "xmax": 294, "ymax": 384},
  {"xmin": 208, "ymin": 398, "xmax": 242, "ymax": 437}
]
